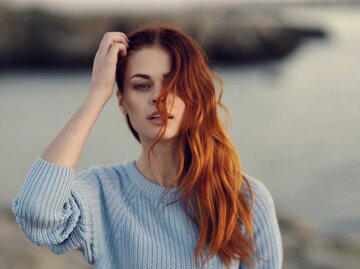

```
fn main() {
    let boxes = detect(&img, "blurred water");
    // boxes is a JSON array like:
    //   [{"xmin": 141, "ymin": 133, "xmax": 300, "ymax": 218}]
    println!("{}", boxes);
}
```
[{"xmin": 1, "ymin": 7, "xmax": 359, "ymax": 238}]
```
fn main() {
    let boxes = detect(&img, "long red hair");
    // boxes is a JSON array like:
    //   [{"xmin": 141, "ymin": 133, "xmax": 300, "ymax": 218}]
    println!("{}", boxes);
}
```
[{"xmin": 115, "ymin": 23, "xmax": 256, "ymax": 268}]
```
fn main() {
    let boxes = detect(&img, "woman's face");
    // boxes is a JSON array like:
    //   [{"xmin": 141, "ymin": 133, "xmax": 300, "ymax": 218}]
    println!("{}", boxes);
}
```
[{"xmin": 117, "ymin": 46, "xmax": 185, "ymax": 144}]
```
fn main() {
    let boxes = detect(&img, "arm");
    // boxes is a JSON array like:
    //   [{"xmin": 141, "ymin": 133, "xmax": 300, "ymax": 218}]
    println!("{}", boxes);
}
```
[
  {"xmin": 240, "ymin": 177, "xmax": 283, "ymax": 269},
  {"xmin": 42, "ymin": 32, "xmax": 129, "ymax": 168},
  {"xmin": 12, "ymin": 32, "xmax": 129, "ymax": 262}
]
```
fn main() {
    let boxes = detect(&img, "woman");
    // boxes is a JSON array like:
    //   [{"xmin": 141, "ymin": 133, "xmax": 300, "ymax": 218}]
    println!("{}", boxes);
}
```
[{"xmin": 12, "ymin": 24, "xmax": 282, "ymax": 268}]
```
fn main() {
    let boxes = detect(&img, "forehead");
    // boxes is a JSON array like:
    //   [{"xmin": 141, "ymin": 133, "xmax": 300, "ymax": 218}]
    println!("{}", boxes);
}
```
[{"xmin": 124, "ymin": 47, "xmax": 171, "ymax": 79}]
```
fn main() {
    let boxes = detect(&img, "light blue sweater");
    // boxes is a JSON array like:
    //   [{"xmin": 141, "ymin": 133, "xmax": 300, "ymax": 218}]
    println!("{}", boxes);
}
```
[{"xmin": 12, "ymin": 158, "xmax": 283, "ymax": 268}]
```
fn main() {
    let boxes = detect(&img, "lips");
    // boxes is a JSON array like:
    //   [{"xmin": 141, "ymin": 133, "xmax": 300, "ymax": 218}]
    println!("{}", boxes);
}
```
[{"xmin": 147, "ymin": 111, "xmax": 174, "ymax": 120}]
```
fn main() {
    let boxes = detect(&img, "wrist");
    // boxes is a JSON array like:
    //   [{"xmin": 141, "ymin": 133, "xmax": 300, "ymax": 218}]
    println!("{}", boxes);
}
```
[
  {"xmin": 83, "ymin": 92, "xmax": 110, "ymax": 113},
  {"xmin": 88, "ymin": 86, "xmax": 113, "ymax": 103}
]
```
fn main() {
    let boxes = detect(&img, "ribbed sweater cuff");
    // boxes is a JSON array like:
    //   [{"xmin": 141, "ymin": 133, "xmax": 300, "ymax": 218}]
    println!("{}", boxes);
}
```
[{"xmin": 13, "ymin": 157, "xmax": 75, "ymax": 219}]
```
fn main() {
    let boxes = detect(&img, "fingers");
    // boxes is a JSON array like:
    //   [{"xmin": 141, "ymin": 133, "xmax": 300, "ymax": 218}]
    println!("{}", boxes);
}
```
[
  {"xmin": 108, "ymin": 42, "xmax": 127, "ymax": 59},
  {"xmin": 97, "ymin": 32, "xmax": 129, "ymax": 58}
]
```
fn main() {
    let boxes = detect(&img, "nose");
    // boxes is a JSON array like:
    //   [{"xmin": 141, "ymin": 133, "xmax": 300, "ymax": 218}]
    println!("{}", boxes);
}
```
[
  {"xmin": 149, "ymin": 84, "xmax": 164, "ymax": 105},
  {"xmin": 151, "ymin": 96, "xmax": 165, "ymax": 104},
  {"xmin": 150, "ymin": 93, "xmax": 158, "ymax": 104}
]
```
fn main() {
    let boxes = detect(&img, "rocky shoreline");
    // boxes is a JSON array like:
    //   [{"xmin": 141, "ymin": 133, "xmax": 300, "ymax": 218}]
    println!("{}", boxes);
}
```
[
  {"xmin": 278, "ymin": 210, "xmax": 360, "ymax": 269},
  {"xmin": 0, "ymin": 5, "xmax": 326, "ymax": 70},
  {"xmin": 1, "ymin": 208, "xmax": 359, "ymax": 269}
]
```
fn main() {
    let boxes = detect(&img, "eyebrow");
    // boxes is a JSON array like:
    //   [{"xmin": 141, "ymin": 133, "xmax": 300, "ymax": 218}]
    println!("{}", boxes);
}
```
[{"xmin": 129, "ymin": 73, "xmax": 170, "ymax": 80}]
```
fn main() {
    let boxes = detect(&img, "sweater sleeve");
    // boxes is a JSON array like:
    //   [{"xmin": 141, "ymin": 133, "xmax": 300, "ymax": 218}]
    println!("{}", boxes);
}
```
[
  {"xmin": 240, "ymin": 177, "xmax": 283, "ymax": 269},
  {"xmin": 11, "ymin": 158, "xmax": 99, "ymax": 264}
]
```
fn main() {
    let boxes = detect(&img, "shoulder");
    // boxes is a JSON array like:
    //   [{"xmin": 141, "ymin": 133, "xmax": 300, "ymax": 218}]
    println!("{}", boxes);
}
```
[
  {"xmin": 241, "ymin": 173, "xmax": 278, "ymax": 230},
  {"xmin": 71, "ymin": 160, "xmax": 140, "ymax": 219},
  {"xmin": 242, "ymin": 173, "xmax": 275, "ymax": 209},
  {"xmin": 241, "ymin": 173, "xmax": 283, "ymax": 267},
  {"xmin": 73, "ymin": 160, "xmax": 137, "ymax": 199},
  {"xmin": 75, "ymin": 160, "xmax": 133, "ymax": 183}
]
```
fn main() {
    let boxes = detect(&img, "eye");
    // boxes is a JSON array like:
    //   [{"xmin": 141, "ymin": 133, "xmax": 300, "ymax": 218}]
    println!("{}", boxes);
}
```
[{"xmin": 134, "ymin": 83, "xmax": 151, "ymax": 90}]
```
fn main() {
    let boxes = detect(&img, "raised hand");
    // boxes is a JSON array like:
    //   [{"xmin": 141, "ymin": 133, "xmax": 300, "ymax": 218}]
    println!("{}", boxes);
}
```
[
  {"xmin": 40, "ymin": 32, "xmax": 129, "ymax": 168},
  {"xmin": 90, "ymin": 32, "xmax": 129, "ymax": 101}
]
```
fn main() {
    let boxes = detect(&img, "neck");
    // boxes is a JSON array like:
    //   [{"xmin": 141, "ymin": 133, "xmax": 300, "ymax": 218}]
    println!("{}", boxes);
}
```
[{"xmin": 136, "ymin": 139, "xmax": 181, "ymax": 187}]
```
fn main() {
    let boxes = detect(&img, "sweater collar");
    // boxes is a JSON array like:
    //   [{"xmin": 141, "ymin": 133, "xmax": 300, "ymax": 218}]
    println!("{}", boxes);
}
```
[{"xmin": 124, "ymin": 159, "xmax": 179, "ymax": 199}]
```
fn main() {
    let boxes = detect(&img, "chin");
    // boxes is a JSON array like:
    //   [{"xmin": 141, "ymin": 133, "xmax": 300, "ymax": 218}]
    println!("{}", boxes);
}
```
[{"xmin": 140, "ymin": 131, "xmax": 179, "ymax": 144}]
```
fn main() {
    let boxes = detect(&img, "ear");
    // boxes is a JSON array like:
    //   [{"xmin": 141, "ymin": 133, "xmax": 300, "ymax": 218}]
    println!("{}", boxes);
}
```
[{"xmin": 116, "ymin": 90, "xmax": 128, "ymax": 115}]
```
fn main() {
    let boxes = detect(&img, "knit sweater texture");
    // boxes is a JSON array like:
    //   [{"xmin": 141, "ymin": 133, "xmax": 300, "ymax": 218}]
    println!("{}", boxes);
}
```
[{"xmin": 12, "ymin": 158, "xmax": 283, "ymax": 268}]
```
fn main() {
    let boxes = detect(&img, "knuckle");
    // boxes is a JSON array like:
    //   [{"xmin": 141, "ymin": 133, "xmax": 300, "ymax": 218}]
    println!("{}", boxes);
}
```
[
  {"xmin": 104, "ymin": 32, "xmax": 112, "ymax": 38},
  {"xmin": 114, "ymin": 43, "xmax": 125, "ymax": 49}
]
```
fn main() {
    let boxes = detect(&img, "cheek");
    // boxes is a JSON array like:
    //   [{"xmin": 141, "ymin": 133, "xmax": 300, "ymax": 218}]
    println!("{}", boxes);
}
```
[
  {"xmin": 124, "ymin": 91, "xmax": 139, "ymax": 111},
  {"xmin": 124, "ymin": 93, "xmax": 147, "ymax": 120},
  {"xmin": 175, "ymin": 98, "xmax": 186, "ymax": 116},
  {"xmin": 125, "ymin": 98, "xmax": 136, "ymax": 112}
]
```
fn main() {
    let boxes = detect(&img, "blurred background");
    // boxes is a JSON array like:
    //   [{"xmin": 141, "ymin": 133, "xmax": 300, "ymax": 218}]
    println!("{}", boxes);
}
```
[{"xmin": 1, "ymin": 0, "xmax": 360, "ymax": 268}]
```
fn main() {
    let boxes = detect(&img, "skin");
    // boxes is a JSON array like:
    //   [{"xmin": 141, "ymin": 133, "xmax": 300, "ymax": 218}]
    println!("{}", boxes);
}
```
[
  {"xmin": 117, "ymin": 47, "xmax": 185, "ymax": 187},
  {"xmin": 40, "ymin": 32, "xmax": 184, "ymax": 187}
]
